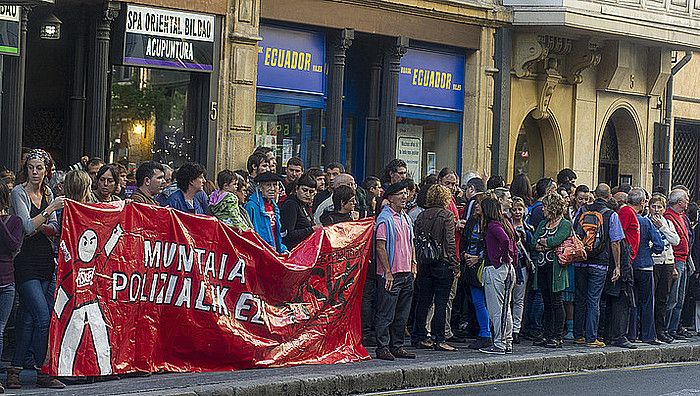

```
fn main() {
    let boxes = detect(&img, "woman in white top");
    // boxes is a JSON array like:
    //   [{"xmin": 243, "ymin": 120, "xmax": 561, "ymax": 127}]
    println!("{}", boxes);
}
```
[{"xmin": 648, "ymin": 195, "xmax": 680, "ymax": 343}]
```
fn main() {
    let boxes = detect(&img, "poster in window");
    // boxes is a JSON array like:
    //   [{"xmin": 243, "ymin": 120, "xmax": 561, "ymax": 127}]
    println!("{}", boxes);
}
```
[
  {"xmin": 427, "ymin": 152, "xmax": 437, "ymax": 176},
  {"xmin": 396, "ymin": 124, "xmax": 423, "ymax": 179},
  {"xmin": 282, "ymin": 139, "xmax": 293, "ymax": 167}
]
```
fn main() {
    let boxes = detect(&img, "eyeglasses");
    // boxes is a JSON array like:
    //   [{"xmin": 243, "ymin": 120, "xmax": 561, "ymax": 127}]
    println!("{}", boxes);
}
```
[{"xmin": 299, "ymin": 187, "xmax": 316, "ymax": 195}]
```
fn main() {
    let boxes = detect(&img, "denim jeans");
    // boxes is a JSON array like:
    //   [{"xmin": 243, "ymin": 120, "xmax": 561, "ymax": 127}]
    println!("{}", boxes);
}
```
[
  {"xmin": 483, "ymin": 265, "xmax": 515, "ymax": 350},
  {"xmin": 574, "ymin": 266, "xmax": 607, "ymax": 342},
  {"xmin": 524, "ymin": 289, "xmax": 544, "ymax": 335},
  {"xmin": 629, "ymin": 269, "xmax": 655, "ymax": 342},
  {"xmin": 375, "ymin": 272, "xmax": 414, "ymax": 351},
  {"xmin": 470, "ymin": 286, "xmax": 491, "ymax": 339},
  {"xmin": 512, "ymin": 269, "xmax": 528, "ymax": 335},
  {"xmin": 0, "ymin": 284, "xmax": 15, "ymax": 361},
  {"xmin": 413, "ymin": 265, "xmax": 454, "ymax": 343},
  {"xmin": 667, "ymin": 261, "xmax": 688, "ymax": 334},
  {"xmin": 12, "ymin": 279, "xmax": 53, "ymax": 368}
]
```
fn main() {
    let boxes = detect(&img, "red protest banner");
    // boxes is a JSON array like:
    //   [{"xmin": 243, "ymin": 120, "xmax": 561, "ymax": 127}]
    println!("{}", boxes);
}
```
[{"xmin": 47, "ymin": 200, "xmax": 373, "ymax": 376}]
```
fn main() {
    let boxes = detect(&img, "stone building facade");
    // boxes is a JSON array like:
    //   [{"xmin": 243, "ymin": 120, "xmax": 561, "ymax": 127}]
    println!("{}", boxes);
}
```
[{"xmin": 504, "ymin": 0, "xmax": 700, "ymax": 191}]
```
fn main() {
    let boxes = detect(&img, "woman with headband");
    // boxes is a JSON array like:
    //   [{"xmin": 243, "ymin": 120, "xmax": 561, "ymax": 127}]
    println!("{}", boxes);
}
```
[{"xmin": 7, "ymin": 149, "xmax": 65, "ymax": 389}]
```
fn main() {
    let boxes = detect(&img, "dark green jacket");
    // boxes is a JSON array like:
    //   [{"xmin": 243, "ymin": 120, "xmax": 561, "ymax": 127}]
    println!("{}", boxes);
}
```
[{"xmin": 532, "ymin": 218, "xmax": 572, "ymax": 293}]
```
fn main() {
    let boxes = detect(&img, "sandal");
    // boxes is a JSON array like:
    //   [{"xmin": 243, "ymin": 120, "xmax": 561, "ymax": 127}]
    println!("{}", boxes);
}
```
[
  {"xmin": 433, "ymin": 342, "xmax": 458, "ymax": 352},
  {"xmin": 418, "ymin": 339, "xmax": 435, "ymax": 349}
]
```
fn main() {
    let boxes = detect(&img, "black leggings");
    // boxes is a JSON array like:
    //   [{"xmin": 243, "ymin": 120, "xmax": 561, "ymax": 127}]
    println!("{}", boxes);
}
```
[{"xmin": 539, "ymin": 264, "xmax": 565, "ymax": 340}]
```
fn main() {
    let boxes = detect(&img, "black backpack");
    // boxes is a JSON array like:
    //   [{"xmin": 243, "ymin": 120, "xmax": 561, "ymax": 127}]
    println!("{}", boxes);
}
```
[{"xmin": 573, "ymin": 207, "xmax": 610, "ymax": 260}]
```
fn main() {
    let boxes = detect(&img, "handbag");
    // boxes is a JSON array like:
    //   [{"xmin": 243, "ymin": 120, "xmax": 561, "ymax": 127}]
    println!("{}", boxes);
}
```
[
  {"xmin": 476, "ymin": 258, "xmax": 485, "ymax": 285},
  {"xmin": 415, "ymin": 233, "xmax": 443, "ymax": 265},
  {"xmin": 555, "ymin": 232, "xmax": 587, "ymax": 267}
]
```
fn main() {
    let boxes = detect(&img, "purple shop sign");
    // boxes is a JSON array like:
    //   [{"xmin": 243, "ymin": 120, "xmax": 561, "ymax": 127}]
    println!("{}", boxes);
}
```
[
  {"xmin": 122, "ymin": 5, "xmax": 215, "ymax": 72},
  {"xmin": 257, "ymin": 25, "xmax": 325, "ymax": 95},
  {"xmin": 398, "ymin": 48, "xmax": 465, "ymax": 112}
]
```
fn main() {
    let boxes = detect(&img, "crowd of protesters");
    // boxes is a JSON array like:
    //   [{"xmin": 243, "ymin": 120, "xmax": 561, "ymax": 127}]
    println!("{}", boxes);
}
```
[
  {"xmin": 360, "ymin": 164, "xmax": 700, "ymax": 361},
  {"xmin": 1, "ymin": 147, "xmax": 700, "ymax": 389}
]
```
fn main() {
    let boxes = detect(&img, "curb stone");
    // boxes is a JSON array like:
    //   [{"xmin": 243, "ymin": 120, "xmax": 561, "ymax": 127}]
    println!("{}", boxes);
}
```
[{"xmin": 174, "ymin": 344, "xmax": 700, "ymax": 396}]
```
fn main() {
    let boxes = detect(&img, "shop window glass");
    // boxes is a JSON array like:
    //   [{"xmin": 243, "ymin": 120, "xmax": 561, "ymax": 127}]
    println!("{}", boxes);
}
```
[
  {"xmin": 109, "ymin": 66, "xmax": 195, "ymax": 168},
  {"xmin": 396, "ymin": 117, "xmax": 459, "ymax": 180},
  {"xmin": 255, "ymin": 102, "xmax": 324, "ymax": 169}
]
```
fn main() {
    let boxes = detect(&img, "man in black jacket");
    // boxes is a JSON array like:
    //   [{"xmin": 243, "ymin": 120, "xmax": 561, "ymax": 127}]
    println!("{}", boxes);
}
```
[
  {"xmin": 279, "ymin": 174, "xmax": 320, "ymax": 250},
  {"xmin": 320, "ymin": 185, "xmax": 357, "ymax": 226}
]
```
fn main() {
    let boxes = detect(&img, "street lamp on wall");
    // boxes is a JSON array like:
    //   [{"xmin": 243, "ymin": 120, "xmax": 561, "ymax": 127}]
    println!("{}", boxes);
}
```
[{"xmin": 39, "ymin": 12, "xmax": 61, "ymax": 39}]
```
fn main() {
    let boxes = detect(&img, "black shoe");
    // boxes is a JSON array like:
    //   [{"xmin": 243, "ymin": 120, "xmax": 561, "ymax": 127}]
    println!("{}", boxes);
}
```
[
  {"xmin": 433, "ymin": 342, "xmax": 458, "ymax": 352},
  {"xmin": 532, "ymin": 338, "xmax": 548, "ymax": 347},
  {"xmin": 446, "ymin": 336, "xmax": 467, "ymax": 344},
  {"xmin": 612, "ymin": 340, "xmax": 637, "ymax": 349},
  {"xmin": 513, "ymin": 333, "xmax": 520, "ymax": 344},
  {"xmin": 544, "ymin": 339, "xmax": 563, "ymax": 348},
  {"xmin": 417, "ymin": 339, "xmax": 435, "ymax": 349},
  {"xmin": 643, "ymin": 339, "xmax": 662, "ymax": 345},
  {"xmin": 391, "ymin": 347, "xmax": 416, "ymax": 359},
  {"xmin": 376, "ymin": 348, "xmax": 395, "ymax": 361},
  {"xmin": 523, "ymin": 331, "xmax": 544, "ymax": 341},
  {"xmin": 658, "ymin": 333, "xmax": 674, "ymax": 343},
  {"xmin": 468, "ymin": 337, "xmax": 492, "ymax": 350},
  {"xmin": 679, "ymin": 328, "xmax": 693, "ymax": 338},
  {"xmin": 671, "ymin": 332, "xmax": 687, "ymax": 340}
]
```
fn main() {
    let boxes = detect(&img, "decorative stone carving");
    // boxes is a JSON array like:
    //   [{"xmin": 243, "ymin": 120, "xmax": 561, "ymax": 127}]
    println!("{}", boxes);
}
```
[
  {"xmin": 532, "ymin": 58, "xmax": 562, "ymax": 120},
  {"xmin": 514, "ymin": 34, "xmax": 573, "ymax": 78},
  {"xmin": 541, "ymin": 35, "xmax": 573, "ymax": 56},
  {"xmin": 513, "ymin": 33, "xmax": 549, "ymax": 78},
  {"xmin": 565, "ymin": 40, "xmax": 601, "ymax": 85},
  {"xmin": 238, "ymin": 0, "xmax": 253, "ymax": 23}
]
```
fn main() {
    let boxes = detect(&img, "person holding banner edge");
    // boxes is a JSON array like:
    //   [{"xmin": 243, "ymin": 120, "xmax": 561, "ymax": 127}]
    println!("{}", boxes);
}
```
[
  {"xmin": 245, "ymin": 171, "xmax": 288, "ymax": 254},
  {"xmin": 8, "ymin": 149, "xmax": 65, "ymax": 389}
]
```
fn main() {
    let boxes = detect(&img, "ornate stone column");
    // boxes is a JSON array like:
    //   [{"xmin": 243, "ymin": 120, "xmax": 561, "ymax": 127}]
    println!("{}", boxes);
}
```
[
  {"xmin": 365, "ymin": 54, "xmax": 382, "ymax": 177},
  {"xmin": 86, "ymin": 2, "xmax": 119, "ymax": 159},
  {"xmin": 67, "ymin": 12, "xmax": 87, "ymax": 164},
  {"xmin": 379, "ymin": 37, "xmax": 408, "ymax": 165},
  {"xmin": 324, "ymin": 28, "xmax": 353, "ymax": 165},
  {"xmin": 216, "ymin": 0, "xmax": 261, "ymax": 173}
]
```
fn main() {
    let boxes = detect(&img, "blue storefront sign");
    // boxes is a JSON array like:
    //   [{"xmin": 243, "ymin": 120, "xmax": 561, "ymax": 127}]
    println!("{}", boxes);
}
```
[
  {"xmin": 257, "ymin": 25, "xmax": 325, "ymax": 95},
  {"xmin": 398, "ymin": 48, "xmax": 465, "ymax": 112}
]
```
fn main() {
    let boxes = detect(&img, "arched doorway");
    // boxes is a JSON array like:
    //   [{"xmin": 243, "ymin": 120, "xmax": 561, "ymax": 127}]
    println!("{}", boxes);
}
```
[
  {"xmin": 598, "ymin": 123, "xmax": 619, "ymax": 186},
  {"xmin": 513, "ymin": 111, "xmax": 561, "ymax": 180},
  {"xmin": 597, "ymin": 107, "xmax": 641, "ymax": 187}
]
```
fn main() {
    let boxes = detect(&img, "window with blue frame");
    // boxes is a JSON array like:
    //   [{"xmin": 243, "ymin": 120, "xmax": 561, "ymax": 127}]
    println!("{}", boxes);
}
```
[
  {"xmin": 396, "ymin": 116, "xmax": 460, "ymax": 179},
  {"xmin": 396, "ymin": 47, "xmax": 465, "ymax": 179},
  {"xmin": 255, "ymin": 24, "xmax": 326, "ymax": 169},
  {"xmin": 255, "ymin": 102, "xmax": 324, "ymax": 168}
]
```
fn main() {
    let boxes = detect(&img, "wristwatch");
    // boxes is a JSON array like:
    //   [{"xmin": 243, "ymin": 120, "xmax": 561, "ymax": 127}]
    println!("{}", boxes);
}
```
[{"xmin": 41, "ymin": 210, "xmax": 49, "ymax": 219}]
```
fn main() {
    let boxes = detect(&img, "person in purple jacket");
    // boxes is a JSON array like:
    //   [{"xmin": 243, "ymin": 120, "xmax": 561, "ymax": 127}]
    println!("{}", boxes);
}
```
[
  {"xmin": 480, "ymin": 196, "xmax": 518, "ymax": 355},
  {"xmin": 0, "ymin": 182, "xmax": 22, "ymax": 393}
]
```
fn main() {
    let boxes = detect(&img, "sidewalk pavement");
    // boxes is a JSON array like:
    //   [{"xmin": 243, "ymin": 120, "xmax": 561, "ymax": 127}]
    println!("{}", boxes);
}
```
[{"xmin": 10, "ymin": 338, "xmax": 700, "ymax": 395}]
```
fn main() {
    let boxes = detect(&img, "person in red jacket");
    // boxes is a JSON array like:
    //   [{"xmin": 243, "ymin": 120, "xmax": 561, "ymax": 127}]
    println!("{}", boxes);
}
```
[
  {"xmin": 664, "ymin": 188, "xmax": 690, "ymax": 339},
  {"xmin": 618, "ymin": 194, "xmax": 641, "ymax": 261}
]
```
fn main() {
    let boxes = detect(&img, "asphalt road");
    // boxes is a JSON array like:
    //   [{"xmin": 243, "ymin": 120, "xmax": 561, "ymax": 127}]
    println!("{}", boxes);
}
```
[{"xmin": 366, "ymin": 362, "xmax": 700, "ymax": 396}]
